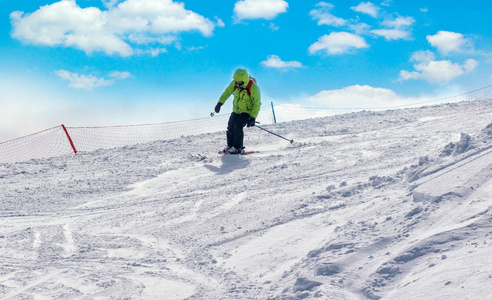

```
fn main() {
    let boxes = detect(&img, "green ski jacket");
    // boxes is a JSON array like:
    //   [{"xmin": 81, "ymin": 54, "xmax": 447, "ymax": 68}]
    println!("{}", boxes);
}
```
[{"xmin": 218, "ymin": 69, "xmax": 261, "ymax": 118}]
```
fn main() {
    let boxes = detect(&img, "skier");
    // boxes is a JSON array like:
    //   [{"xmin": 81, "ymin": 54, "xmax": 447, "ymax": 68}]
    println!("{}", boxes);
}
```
[{"xmin": 214, "ymin": 68, "xmax": 261, "ymax": 154}]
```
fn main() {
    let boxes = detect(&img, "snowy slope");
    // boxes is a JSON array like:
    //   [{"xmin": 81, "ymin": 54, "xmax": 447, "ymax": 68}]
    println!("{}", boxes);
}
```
[{"xmin": 1, "ymin": 100, "xmax": 492, "ymax": 300}]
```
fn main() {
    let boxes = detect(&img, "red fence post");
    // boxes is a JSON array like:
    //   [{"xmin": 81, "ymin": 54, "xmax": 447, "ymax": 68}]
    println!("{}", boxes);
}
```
[{"xmin": 62, "ymin": 124, "xmax": 77, "ymax": 154}]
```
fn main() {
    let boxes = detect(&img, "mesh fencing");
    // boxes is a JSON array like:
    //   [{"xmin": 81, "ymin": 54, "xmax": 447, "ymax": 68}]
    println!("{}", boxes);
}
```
[
  {"xmin": 0, "ymin": 126, "xmax": 75, "ymax": 163},
  {"xmin": 1, "ymin": 86, "xmax": 491, "ymax": 164},
  {"xmin": 0, "ymin": 107, "xmax": 275, "ymax": 164}
]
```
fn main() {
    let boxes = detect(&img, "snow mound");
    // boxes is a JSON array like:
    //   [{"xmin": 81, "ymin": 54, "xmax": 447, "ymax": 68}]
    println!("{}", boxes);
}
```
[{"xmin": 1, "ymin": 100, "xmax": 492, "ymax": 299}]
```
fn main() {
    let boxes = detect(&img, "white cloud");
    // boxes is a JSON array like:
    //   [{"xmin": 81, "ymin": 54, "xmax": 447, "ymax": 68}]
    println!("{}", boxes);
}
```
[
  {"xmin": 309, "ymin": 3, "xmax": 414, "ymax": 41},
  {"xmin": 426, "ymin": 31, "xmax": 471, "ymax": 55},
  {"xmin": 10, "ymin": 0, "xmax": 216, "ymax": 56},
  {"xmin": 55, "ymin": 70, "xmax": 114, "ymax": 90},
  {"xmin": 55, "ymin": 70, "xmax": 132, "ymax": 89},
  {"xmin": 399, "ymin": 52, "xmax": 478, "ymax": 84},
  {"xmin": 269, "ymin": 22, "xmax": 280, "ymax": 31},
  {"xmin": 234, "ymin": 0, "xmax": 288, "ymax": 21},
  {"xmin": 0, "ymin": 74, "xmax": 208, "ymax": 142},
  {"xmin": 272, "ymin": 84, "xmax": 466, "ymax": 123},
  {"xmin": 309, "ymin": 32, "xmax": 369, "ymax": 55},
  {"xmin": 305, "ymin": 84, "xmax": 443, "ymax": 110},
  {"xmin": 102, "ymin": 0, "xmax": 120, "ymax": 9},
  {"xmin": 382, "ymin": 16, "xmax": 415, "ymax": 28},
  {"xmin": 410, "ymin": 50, "xmax": 435, "ymax": 63},
  {"xmin": 148, "ymin": 48, "xmax": 168, "ymax": 57},
  {"xmin": 109, "ymin": 71, "xmax": 132, "ymax": 80},
  {"xmin": 186, "ymin": 45, "xmax": 205, "ymax": 52},
  {"xmin": 310, "ymin": 2, "xmax": 347, "ymax": 27},
  {"xmin": 216, "ymin": 17, "xmax": 225, "ymax": 28},
  {"xmin": 0, "ymin": 78, "xmax": 72, "ymax": 141},
  {"xmin": 371, "ymin": 16, "xmax": 415, "ymax": 40},
  {"xmin": 348, "ymin": 22, "xmax": 371, "ymax": 35},
  {"xmin": 351, "ymin": 2, "xmax": 380, "ymax": 18},
  {"xmin": 112, "ymin": 0, "xmax": 214, "ymax": 36},
  {"xmin": 308, "ymin": 85, "xmax": 399, "ymax": 105},
  {"xmin": 299, "ymin": 84, "xmax": 473, "ymax": 117},
  {"xmin": 273, "ymin": 104, "xmax": 333, "ymax": 122},
  {"xmin": 400, "ymin": 31, "xmax": 478, "ymax": 84},
  {"xmin": 463, "ymin": 59, "xmax": 478, "ymax": 72},
  {"xmin": 127, "ymin": 34, "xmax": 177, "ymax": 46},
  {"xmin": 261, "ymin": 55, "xmax": 304, "ymax": 69},
  {"xmin": 381, "ymin": 0, "xmax": 393, "ymax": 7},
  {"xmin": 371, "ymin": 29, "xmax": 408, "ymax": 40}
]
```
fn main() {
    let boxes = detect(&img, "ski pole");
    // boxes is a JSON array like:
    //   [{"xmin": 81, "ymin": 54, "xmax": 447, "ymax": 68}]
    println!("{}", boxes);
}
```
[{"xmin": 254, "ymin": 125, "xmax": 294, "ymax": 144}]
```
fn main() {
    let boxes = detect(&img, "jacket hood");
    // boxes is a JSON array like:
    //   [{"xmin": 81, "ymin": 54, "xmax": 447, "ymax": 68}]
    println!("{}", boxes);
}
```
[{"xmin": 233, "ymin": 69, "xmax": 249, "ymax": 86}]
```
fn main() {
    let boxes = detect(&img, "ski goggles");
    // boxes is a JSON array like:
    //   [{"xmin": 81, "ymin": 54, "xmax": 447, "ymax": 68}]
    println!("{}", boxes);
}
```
[{"xmin": 235, "ymin": 80, "xmax": 245, "ymax": 86}]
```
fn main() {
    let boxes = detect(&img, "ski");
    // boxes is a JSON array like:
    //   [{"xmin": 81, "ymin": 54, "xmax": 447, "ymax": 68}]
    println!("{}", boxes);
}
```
[{"xmin": 218, "ymin": 150, "xmax": 259, "ymax": 155}]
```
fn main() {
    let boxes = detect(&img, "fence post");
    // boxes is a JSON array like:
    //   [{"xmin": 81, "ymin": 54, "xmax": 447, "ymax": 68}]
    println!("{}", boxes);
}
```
[
  {"xmin": 61, "ymin": 124, "xmax": 77, "ymax": 154},
  {"xmin": 271, "ymin": 102, "xmax": 277, "ymax": 124}
]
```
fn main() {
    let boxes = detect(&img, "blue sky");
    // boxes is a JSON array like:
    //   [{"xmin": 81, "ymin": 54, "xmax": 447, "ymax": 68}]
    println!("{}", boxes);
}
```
[{"xmin": 1, "ymin": 0, "xmax": 491, "ymax": 141}]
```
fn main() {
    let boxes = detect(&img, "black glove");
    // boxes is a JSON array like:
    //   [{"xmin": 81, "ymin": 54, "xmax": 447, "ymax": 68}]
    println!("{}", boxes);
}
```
[
  {"xmin": 247, "ymin": 117, "xmax": 256, "ymax": 127},
  {"xmin": 214, "ymin": 102, "xmax": 222, "ymax": 113}
]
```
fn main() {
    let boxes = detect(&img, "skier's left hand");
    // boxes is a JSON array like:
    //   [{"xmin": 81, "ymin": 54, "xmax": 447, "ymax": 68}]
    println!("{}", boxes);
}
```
[{"xmin": 247, "ymin": 117, "xmax": 256, "ymax": 127}]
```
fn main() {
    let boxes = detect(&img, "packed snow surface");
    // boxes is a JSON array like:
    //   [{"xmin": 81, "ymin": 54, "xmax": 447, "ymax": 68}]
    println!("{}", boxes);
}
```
[{"xmin": 1, "ymin": 100, "xmax": 492, "ymax": 299}]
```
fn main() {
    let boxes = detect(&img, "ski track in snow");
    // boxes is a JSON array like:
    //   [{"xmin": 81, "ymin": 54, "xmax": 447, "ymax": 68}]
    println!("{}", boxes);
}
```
[{"xmin": 1, "ymin": 100, "xmax": 492, "ymax": 299}]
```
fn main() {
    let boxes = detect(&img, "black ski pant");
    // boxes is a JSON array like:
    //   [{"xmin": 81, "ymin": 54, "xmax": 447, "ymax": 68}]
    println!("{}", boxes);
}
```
[{"xmin": 227, "ymin": 112, "xmax": 250, "ymax": 149}]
